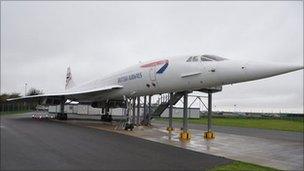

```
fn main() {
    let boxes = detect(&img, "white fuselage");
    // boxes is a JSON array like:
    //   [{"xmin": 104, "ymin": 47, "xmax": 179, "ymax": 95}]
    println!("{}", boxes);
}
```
[{"xmin": 66, "ymin": 55, "xmax": 303, "ymax": 102}]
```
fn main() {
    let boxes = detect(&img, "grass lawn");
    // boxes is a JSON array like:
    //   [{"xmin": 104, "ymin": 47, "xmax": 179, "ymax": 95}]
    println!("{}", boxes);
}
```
[
  {"xmin": 211, "ymin": 161, "xmax": 278, "ymax": 171},
  {"xmin": 156, "ymin": 117, "xmax": 303, "ymax": 132},
  {"xmin": 0, "ymin": 110, "xmax": 32, "ymax": 115}
]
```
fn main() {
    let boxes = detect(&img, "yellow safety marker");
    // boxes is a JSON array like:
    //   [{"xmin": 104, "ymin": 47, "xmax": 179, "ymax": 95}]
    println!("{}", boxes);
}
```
[
  {"xmin": 179, "ymin": 131, "xmax": 191, "ymax": 140},
  {"xmin": 166, "ymin": 127, "xmax": 174, "ymax": 132},
  {"xmin": 204, "ymin": 131, "xmax": 215, "ymax": 139}
]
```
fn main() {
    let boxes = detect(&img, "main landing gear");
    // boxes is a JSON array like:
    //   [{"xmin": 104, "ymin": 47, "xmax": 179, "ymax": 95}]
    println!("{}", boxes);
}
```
[
  {"xmin": 100, "ymin": 107, "xmax": 113, "ymax": 122},
  {"xmin": 56, "ymin": 98, "xmax": 67, "ymax": 120},
  {"xmin": 100, "ymin": 114, "xmax": 113, "ymax": 122},
  {"xmin": 56, "ymin": 113, "xmax": 67, "ymax": 120}
]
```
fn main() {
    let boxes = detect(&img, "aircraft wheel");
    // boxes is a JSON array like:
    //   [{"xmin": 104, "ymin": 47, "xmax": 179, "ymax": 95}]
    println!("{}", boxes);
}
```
[
  {"xmin": 101, "ymin": 115, "xmax": 112, "ymax": 122},
  {"xmin": 56, "ymin": 114, "xmax": 67, "ymax": 120},
  {"xmin": 124, "ymin": 123, "xmax": 134, "ymax": 131}
]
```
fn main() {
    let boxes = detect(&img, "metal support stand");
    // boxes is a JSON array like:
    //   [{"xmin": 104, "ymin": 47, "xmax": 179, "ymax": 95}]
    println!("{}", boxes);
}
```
[
  {"xmin": 143, "ymin": 96, "xmax": 147, "ymax": 123},
  {"xmin": 132, "ymin": 97, "xmax": 136, "ymax": 125},
  {"xmin": 148, "ymin": 95, "xmax": 152, "ymax": 125},
  {"xmin": 167, "ymin": 92, "xmax": 174, "ymax": 131},
  {"xmin": 126, "ymin": 99, "xmax": 130, "ymax": 123},
  {"xmin": 105, "ymin": 107, "xmax": 109, "ymax": 115},
  {"xmin": 208, "ymin": 92, "xmax": 212, "ymax": 131},
  {"xmin": 124, "ymin": 98, "xmax": 134, "ymax": 131},
  {"xmin": 137, "ymin": 96, "xmax": 140, "ymax": 126},
  {"xmin": 180, "ymin": 92, "xmax": 190, "ymax": 140},
  {"xmin": 204, "ymin": 91, "xmax": 215, "ymax": 139}
]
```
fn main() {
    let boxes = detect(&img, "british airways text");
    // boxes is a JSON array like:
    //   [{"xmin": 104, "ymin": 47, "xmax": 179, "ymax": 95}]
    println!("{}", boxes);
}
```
[{"xmin": 118, "ymin": 72, "xmax": 142, "ymax": 83}]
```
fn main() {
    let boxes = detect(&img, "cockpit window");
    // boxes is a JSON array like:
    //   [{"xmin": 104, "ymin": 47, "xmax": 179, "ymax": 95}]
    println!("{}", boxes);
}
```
[
  {"xmin": 201, "ymin": 57, "xmax": 212, "ymax": 61},
  {"xmin": 186, "ymin": 56, "xmax": 199, "ymax": 62},
  {"xmin": 186, "ymin": 56, "xmax": 193, "ymax": 62},
  {"xmin": 201, "ymin": 54, "xmax": 227, "ymax": 61},
  {"xmin": 187, "ymin": 55, "xmax": 226, "ymax": 62}
]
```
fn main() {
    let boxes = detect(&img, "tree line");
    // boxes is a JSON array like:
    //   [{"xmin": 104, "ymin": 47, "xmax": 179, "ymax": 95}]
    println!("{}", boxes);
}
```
[{"xmin": 0, "ymin": 88, "xmax": 43, "ymax": 103}]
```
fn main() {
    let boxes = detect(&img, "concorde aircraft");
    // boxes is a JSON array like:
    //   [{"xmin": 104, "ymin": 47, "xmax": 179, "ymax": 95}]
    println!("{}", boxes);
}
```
[{"xmin": 8, "ymin": 54, "xmax": 303, "ymax": 121}]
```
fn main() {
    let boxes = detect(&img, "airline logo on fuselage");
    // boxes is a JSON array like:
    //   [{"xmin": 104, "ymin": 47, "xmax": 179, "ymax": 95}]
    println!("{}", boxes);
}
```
[
  {"xmin": 118, "ymin": 72, "xmax": 142, "ymax": 83},
  {"xmin": 140, "ymin": 59, "xmax": 169, "ymax": 74},
  {"xmin": 117, "ymin": 60, "xmax": 169, "ymax": 83}
]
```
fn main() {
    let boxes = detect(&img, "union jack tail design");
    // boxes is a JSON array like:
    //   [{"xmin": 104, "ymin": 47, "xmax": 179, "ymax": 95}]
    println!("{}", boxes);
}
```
[
  {"xmin": 65, "ymin": 67, "xmax": 75, "ymax": 90},
  {"xmin": 140, "ymin": 59, "xmax": 169, "ymax": 74}
]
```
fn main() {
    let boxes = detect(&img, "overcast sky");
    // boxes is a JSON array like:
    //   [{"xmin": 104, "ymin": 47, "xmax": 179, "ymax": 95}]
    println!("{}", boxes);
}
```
[{"xmin": 1, "ymin": 1, "xmax": 303, "ymax": 113}]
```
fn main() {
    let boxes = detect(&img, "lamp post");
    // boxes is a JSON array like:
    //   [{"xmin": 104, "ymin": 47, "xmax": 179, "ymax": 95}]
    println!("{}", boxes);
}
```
[
  {"xmin": 234, "ymin": 104, "xmax": 237, "ymax": 113},
  {"xmin": 24, "ymin": 83, "xmax": 27, "ymax": 96}
]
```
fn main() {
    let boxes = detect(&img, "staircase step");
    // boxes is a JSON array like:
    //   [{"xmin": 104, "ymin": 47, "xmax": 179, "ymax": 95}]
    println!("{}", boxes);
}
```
[{"xmin": 151, "ymin": 92, "xmax": 184, "ymax": 117}]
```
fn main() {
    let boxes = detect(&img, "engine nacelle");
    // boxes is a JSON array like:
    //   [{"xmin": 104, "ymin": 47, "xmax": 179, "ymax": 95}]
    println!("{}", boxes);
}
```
[{"xmin": 91, "ymin": 100, "xmax": 126, "ymax": 108}]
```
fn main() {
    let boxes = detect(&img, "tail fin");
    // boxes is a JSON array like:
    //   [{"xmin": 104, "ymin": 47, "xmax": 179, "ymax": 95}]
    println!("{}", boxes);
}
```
[{"xmin": 65, "ymin": 66, "xmax": 75, "ymax": 90}]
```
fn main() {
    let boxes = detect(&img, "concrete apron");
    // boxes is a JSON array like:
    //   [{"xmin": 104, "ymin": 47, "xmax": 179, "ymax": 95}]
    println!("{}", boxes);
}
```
[{"xmin": 58, "ymin": 119, "xmax": 303, "ymax": 171}]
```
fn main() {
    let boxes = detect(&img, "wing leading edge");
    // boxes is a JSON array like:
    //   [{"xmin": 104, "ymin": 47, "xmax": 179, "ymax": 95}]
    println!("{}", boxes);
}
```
[{"xmin": 7, "ymin": 85, "xmax": 123, "ymax": 102}]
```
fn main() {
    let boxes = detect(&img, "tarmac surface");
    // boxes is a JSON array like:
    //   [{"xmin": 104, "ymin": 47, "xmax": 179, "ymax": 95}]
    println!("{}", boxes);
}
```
[
  {"xmin": 52, "ymin": 113, "xmax": 303, "ymax": 170},
  {"xmin": 153, "ymin": 119, "xmax": 303, "ymax": 142},
  {"xmin": 51, "ymin": 113, "xmax": 303, "ymax": 142},
  {"xmin": 1, "ymin": 113, "xmax": 232, "ymax": 171}
]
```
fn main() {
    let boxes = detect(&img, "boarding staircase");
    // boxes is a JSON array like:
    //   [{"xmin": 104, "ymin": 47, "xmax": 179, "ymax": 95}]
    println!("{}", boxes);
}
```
[
  {"xmin": 150, "ymin": 92, "xmax": 184, "ymax": 118},
  {"xmin": 149, "ymin": 86, "xmax": 222, "ymax": 118}
]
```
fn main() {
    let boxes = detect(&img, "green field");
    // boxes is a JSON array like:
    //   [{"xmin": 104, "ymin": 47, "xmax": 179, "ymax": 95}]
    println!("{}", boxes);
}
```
[
  {"xmin": 211, "ymin": 161, "xmax": 278, "ymax": 171},
  {"xmin": 0, "ymin": 110, "xmax": 32, "ymax": 115},
  {"xmin": 156, "ymin": 117, "xmax": 303, "ymax": 132},
  {"xmin": 2, "ymin": 110, "xmax": 303, "ymax": 132}
]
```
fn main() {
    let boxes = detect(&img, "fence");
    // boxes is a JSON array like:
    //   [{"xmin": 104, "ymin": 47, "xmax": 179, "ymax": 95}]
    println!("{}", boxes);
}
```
[{"xmin": 0, "ymin": 102, "xmax": 38, "ymax": 113}]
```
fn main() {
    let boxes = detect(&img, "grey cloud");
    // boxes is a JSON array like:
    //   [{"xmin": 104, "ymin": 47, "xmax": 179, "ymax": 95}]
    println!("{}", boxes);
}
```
[{"xmin": 1, "ymin": 1, "xmax": 303, "ymax": 113}]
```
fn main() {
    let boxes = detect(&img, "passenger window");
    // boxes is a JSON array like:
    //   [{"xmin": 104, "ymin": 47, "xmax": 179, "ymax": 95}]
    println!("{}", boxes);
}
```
[
  {"xmin": 186, "ymin": 56, "xmax": 193, "ymax": 62},
  {"xmin": 192, "ymin": 56, "xmax": 198, "ymax": 62}
]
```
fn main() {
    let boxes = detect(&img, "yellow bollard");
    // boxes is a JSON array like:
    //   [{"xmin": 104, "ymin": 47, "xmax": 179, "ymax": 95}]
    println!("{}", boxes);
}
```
[
  {"xmin": 204, "ymin": 131, "xmax": 215, "ymax": 139},
  {"xmin": 179, "ymin": 131, "xmax": 191, "ymax": 140},
  {"xmin": 166, "ymin": 127, "xmax": 174, "ymax": 132}
]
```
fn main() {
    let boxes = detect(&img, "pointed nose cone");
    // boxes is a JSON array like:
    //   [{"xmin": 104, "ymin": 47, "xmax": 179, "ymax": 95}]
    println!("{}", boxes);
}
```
[
  {"xmin": 279, "ymin": 64, "xmax": 304, "ymax": 72},
  {"xmin": 245, "ymin": 61, "xmax": 304, "ymax": 81}
]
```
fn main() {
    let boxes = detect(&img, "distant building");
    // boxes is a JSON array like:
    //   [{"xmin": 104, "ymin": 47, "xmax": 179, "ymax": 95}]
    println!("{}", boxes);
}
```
[
  {"xmin": 48, "ymin": 105, "xmax": 200, "ymax": 118},
  {"xmin": 160, "ymin": 107, "xmax": 200, "ymax": 119}
]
